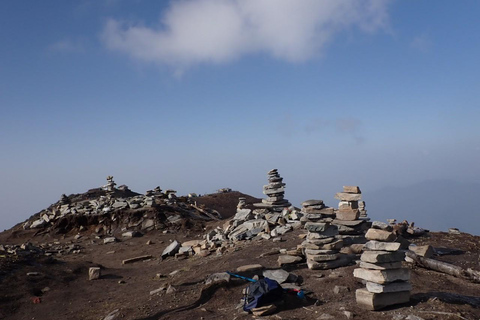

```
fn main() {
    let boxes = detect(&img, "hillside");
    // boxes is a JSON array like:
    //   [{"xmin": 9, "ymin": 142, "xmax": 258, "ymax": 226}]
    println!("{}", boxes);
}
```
[{"xmin": 0, "ymin": 183, "xmax": 479, "ymax": 320}]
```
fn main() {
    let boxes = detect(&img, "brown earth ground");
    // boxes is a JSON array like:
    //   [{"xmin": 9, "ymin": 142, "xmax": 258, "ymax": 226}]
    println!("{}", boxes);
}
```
[{"xmin": 1, "ymin": 192, "xmax": 479, "ymax": 320}]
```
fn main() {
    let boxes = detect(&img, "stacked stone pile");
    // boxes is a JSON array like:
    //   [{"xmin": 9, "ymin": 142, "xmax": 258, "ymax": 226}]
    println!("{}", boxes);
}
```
[
  {"xmin": 301, "ymin": 221, "xmax": 351, "ymax": 270},
  {"xmin": 354, "ymin": 222, "xmax": 411, "ymax": 310},
  {"xmin": 254, "ymin": 169, "xmax": 291, "ymax": 211},
  {"xmin": 358, "ymin": 201, "xmax": 368, "ymax": 219},
  {"xmin": 23, "ymin": 176, "xmax": 221, "ymax": 234},
  {"xmin": 300, "ymin": 200, "xmax": 335, "ymax": 224},
  {"xmin": 333, "ymin": 186, "xmax": 370, "ymax": 243}
]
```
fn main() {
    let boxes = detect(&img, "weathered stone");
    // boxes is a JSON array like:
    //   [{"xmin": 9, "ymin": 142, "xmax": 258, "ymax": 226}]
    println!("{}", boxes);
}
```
[
  {"xmin": 361, "ymin": 250, "xmax": 405, "ymax": 263},
  {"xmin": 141, "ymin": 219, "xmax": 155, "ymax": 230},
  {"xmin": 251, "ymin": 304, "xmax": 277, "ymax": 316},
  {"xmin": 364, "ymin": 241, "xmax": 401, "ymax": 252},
  {"xmin": 30, "ymin": 218, "xmax": 46, "ymax": 229},
  {"xmin": 89, "ymin": 267, "xmax": 101, "ymax": 280},
  {"xmin": 335, "ymin": 209, "xmax": 360, "ymax": 221},
  {"xmin": 334, "ymin": 193, "xmax": 362, "ymax": 201},
  {"xmin": 338, "ymin": 201, "xmax": 359, "ymax": 210},
  {"xmin": 205, "ymin": 272, "xmax": 230, "ymax": 285},
  {"xmin": 332, "ymin": 219, "xmax": 365, "ymax": 227},
  {"xmin": 306, "ymin": 253, "xmax": 339, "ymax": 262},
  {"xmin": 237, "ymin": 264, "xmax": 264, "ymax": 272},
  {"xmin": 333, "ymin": 285, "xmax": 350, "ymax": 294},
  {"xmin": 278, "ymin": 255, "xmax": 302, "ymax": 266},
  {"xmin": 365, "ymin": 229, "xmax": 396, "ymax": 242},
  {"xmin": 307, "ymin": 254, "xmax": 351, "ymax": 270},
  {"xmin": 409, "ymin": 245, "xmax": 434, "ymax": 258},
  {"xmin": 243, "ymin": 219, "xmax": 268, "ymax": 231},
  {"xmin": 305, "ymin": 223, "xmax": 338, "ymax": 236},
  {"xmin": 161, "ymin": 240, "xmax": 181, "ymax": 258},
  {"xmin": 303, "ymin": 207, "xmax": 335, "ymax": 215},
  {"xmin": 150, "ymin": 286, "xmax": 167, "ymax": 295},
  {"xmin": 122, "ymin": 255, "xmax": 153, "ymax": 264},
  {"xmin": 317, "ymin": 239, "xmax": 344, "ymax": 251},
  {"xmin": 366, "ymin": 281, "xmax": 412, "ymax": 293},
  {"xmin": 353, "ymin": 268, "xmax": 410, "ymax": 284},
  {"xmin": 356, "ymin": 288, "xmax": 410, "ymax": 310},
  {"xmin": 371, "ymin": 221, "xmax": 393, "ymax": 231},
  {"xmin": 359, "ymin": 261, "xmax": 403, "ymax": 270},
  {"xmin": 182, "ymin": 240, "xmax": 203, "ymax": 247},
  {"xmin": 233, "ymin": 209, "xmax": 252, "ymax": 221},
  {"xmin": 263, "ymin": 269, "xmax": 290, "ymax": 284},
  {"xmin": 103, "ymin": 237, "xmax": 117, "ymax": 244},
  {"xmin": 343, "ymin": 186, "xmax": 361, "ymax": 193},
  {"xmin": 122, "ymin": 231, "xmax": 142, "ymax": 238},
  {"xmin": 302, "ymin": 200, "xmax": 324, "ymax": 207},
  {"xmin": 307, "ymin": 233, "xmax": 335, "ymax": 242}
]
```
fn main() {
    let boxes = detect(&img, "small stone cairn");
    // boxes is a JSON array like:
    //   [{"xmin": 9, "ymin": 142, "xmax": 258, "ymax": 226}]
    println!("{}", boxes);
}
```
[
  {"xmin": 354, "ymin": 221, "xmax": 411, "ymax": 310},
  {"xmin": 254, "ymin": 169, "xmax": 291, "ymax": 211},
  {"xmin": 302, "ymin": 220, "xmax": 350, "ymax": 270},
  {"xmin": 333, "ymin": 186, "xmax": 370, "ymax": 244},
  {"xmin": 103, "ymin": 175, "xmax": 116, "ymax": 193}
]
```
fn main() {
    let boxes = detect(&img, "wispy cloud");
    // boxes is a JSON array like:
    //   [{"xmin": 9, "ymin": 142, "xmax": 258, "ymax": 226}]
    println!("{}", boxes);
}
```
[
  {"xmin": 100, "ymin": 0, "xmax": 391, "ymax": 74},
  {"xmin": 48, "ymin": 38, "xmax": 86, "ymax": 53}
]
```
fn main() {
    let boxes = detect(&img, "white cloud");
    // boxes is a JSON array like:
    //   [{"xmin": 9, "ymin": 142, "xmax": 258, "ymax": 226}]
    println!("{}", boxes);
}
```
[{"xmin": 100, "ymin": 0, "xmax": 391, "ymax": 73}]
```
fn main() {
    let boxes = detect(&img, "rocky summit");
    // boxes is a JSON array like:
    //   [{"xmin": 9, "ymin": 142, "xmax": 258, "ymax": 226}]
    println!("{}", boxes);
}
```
[{"xmin": 0, "ymin": 177, "xmax": 479, "ymax": 320}]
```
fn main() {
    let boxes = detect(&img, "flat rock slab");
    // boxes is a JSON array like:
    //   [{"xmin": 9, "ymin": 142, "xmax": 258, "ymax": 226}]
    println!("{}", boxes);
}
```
[
  {"xmin": 237, "ymin": 264, "xmax": 264, "ymax": 272},
  {"xmin": 365, "ymin": 229, "xmax": 396, "ymax": 242},
  {"xmin": 366, "ymin": 281, "xmax": 412, "ymax": 293},
  {"xmin": 364, "ymin": 241, "xmax": 401, "ymax": 252},
  {"xmin": 302, "ymin": 200, "xmax": 324, "ymax": 207},
  {"xmin": 359, "ymin": 261, "xmax": 403, "ymax": 270},
  {"xmin": 306, "ymin": 253, "xmax": 339, "ymax": 262},
  {"xmin": 278, "ymin": 255, "xmax": 303, "ymax": 266},
  {"xmin": 360, "ymin": 250, "xmax": 405, "ymax": 263},
  {"xmin": 356, "ymin": 288, "xmax": 410, "ymax": 310},
  {"xmin": 353, "ymin": 268, "xmax": 410, "ymax": 284},
  {"xmin": 335, "ymin": 209, "xmax": 360, "ymax": 221},
  {"xmin": 409, "ymin": 245, "xmax": 434, "ymax": 258},
  {"xmin": 305, "ymin": 223, "xmax": 338, "ymax": 236},
  {"xmin": 307, "ymin": 254, "xmax": 351, "ymax": 270},
  {"xmin": 372, "ymin": 221, "xmax": 393, "ymax": 231},
  {"xmin": 161, "ymin": 240, "xmax": 181, "ymax": 258},
  {"xmin": 334, "ymin": 193, "xmax": 362, "ymax": 201},
  {"xmin": 122, "ymin": 255, "xmax": 153, "ymax": 264},
  {"xmin": 343, "ymin": 186, "xmax": 361, "ymax": 193},
  {"xmin": 263, "ymin": 269, "xmax": 290, "ymax": 284}
]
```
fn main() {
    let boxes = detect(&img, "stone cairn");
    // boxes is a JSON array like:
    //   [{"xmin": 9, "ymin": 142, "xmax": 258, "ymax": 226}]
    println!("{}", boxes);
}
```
[
  {"xmin": 103, "ymin": 176, "xmax": 116, "ymax": 194},
  {"xmin": 333, "ymin": 186, "xmax": 370, "ymax": 245},
  {"xmin": 353, "ymin": 221, "xmax": 411, "ymax": 310},
  {"xmin": 302, "ymin": 220, "xmax": 350, "ymax": 270},
  {"xmin": 358, "ymin": 200, "xmax": 368, "ymax": 219},
  {"xmin": 254, "ymin": 169, "xmax": 291, "ymax": 211}
]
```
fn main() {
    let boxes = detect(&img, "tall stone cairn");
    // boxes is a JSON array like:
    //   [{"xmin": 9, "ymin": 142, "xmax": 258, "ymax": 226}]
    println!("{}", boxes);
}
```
[
  {"xmin": 254, "ymin": 169, "xmax": 291, "ymax": 211},
  {"xmin": 333, "ymin": 186, "xmax": 371, "ymax": 244},
  {"xmin": 353, "ymin": 222, "xmax": 411, "ymax": 310},
  {"xmin": 300, "ymin": 199, "xmax": 335, "ymax": 225}
]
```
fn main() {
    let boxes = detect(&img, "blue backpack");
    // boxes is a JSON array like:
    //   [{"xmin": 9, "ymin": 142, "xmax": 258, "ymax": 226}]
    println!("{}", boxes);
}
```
[{"xmin": 243, "ymin": 278, "xmax": 283, "ymax": 311}]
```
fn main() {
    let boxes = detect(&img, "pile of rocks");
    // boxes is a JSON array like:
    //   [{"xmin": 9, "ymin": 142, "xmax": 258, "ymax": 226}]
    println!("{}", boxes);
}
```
[
  {"xmin": 302, "ymin": 221, "xmax": 351, "ymax": 270},
  {"xmin": 332, "ymin": 186, "xmax": 370, "ymax": 243},
  {"xmin": 300, "ymin": 200, "xmax": 335, "ymax": 223},
  {"xmin": 23, "ymin": 176, "xmax": 221, "ymax": 234},
  {"xmin": 354, "ymin": 222, "xmax": 411, "ymax": 310},
  {"xmin": 254, "ymin": 169, "xmax": 291, "ymax": 211}
]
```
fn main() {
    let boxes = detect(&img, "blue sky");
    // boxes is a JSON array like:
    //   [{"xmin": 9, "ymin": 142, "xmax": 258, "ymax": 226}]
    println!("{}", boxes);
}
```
[{"xmin": 1, "ymin": 1, "xmax": 479, "ymax": 233}]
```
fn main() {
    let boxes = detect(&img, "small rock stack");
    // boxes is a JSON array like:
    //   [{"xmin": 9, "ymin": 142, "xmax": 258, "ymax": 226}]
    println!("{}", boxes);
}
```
[
  {"xmin": 103, "ymin": 176, "xmax": 116, "ymax": 193},
  {"xmin": 354, "ymin": 222, "xmax": 411, "ymax": 310},
  {"xmin": 358, "ymin": 201, "xmax": 368, "ymax": 219},
  {"xmin": 333, "ymin": 186, "xmax": 370, "ymax": 243},
  {"xmin": 300, "ymin": 200, "xmax": 335, "ymax": 224},
  {"xmin": 302, "ymin": 221, "xmax": 350, "ymax": 270},
  {"xmin": 254, "ymin": 169, "xmax": 291, "ymax": 211}
]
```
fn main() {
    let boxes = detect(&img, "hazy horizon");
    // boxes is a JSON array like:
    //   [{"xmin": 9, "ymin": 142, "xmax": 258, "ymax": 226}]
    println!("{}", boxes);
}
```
[{"xmin": 1, "ymin": 1, "xmax": 479, "ymax": 235}]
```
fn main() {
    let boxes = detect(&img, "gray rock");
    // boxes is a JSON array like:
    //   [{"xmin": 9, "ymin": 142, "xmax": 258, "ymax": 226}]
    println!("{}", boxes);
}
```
[
  {"xmin": 366, "ymin": 281, "xmax": 412, "ymax": 293},
  {"xmin": 233, "ymin": 209, "xmax": 252, "ymax": 221},
  {"xmin": 161, "ymin": 240, "xmax": 181, "ymax": 258},
  {"xmin": 372, "ymin": 221, "xmax": 393, "ymax": 231},
  {"xmin": 278, "ymin": 255, "xmax": 302, "ymax": 266},
  {"xmin": 205, "ymin": 272, "xmax": 231, "ymax": 285},
  {"xmin": 263, "ymin": 269, "xmax": 290, "ymax": 284},
  {"xmin": 122, "ymin": 231, "xmax": 142, "ymax": 238},
  {"xmin": 302, "ymin": 200, "xmax": 324, "ymax": 207},
  {"xmin": 334, "ymin": 192, "xmax": 362, "ymax": 201},
  {"xmin": 353, "ymin": 268, "xmax": 410, "ymax": 284},
  {"xmin": 30, "ymin": 218, "xmax": 46, "ymax": 229},
  {"xmin": 360, "ymin": 251, "xmax": 405, "ymax": 263},
  {"xmin": 89, "ymin": 267, "xmax": 101, "ymax": 280},
  {"xmin": 355, "ymin": 288, "xmax": 410, "ymax": 310},
  {"xmin": 364, "ymin": 241, "xmax": 401, "ymax": 252},
  {"xmin": 237, "ymin": 264, "xmax": 264, "ymax": 272},
  {"xmin": 103, "ymin": 237, "xmax": 117, "ymax": 244},
  {"xmin": 103, "ymin": 309, "xmax": 120, "ymax": 320},
  {"xmin": 333, "ymin": 285, "xmax": 350, "ymax": 294}
]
